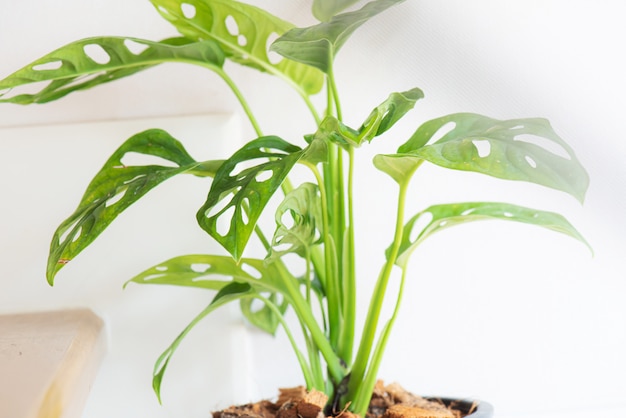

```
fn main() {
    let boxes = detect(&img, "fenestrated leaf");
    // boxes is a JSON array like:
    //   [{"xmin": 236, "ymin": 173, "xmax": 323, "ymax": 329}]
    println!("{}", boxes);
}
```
[
  {"xmin": 47, "ymin": 129, "xmax": 222, "ymax": 284},
  {"xmin": 268, "ymin": 183, "xmax": 323, "ymax": 261},
  {"xmin": 313, "ymin": 0, "xmax": 361, "ymax": 22},
  {"xmin": 0, "ymin": 37, "xmax": 224, "ymax": 104},
  {"xmin": 391, "ymin": 201, "xmax": 591, "ymax": 268},
  {"xmin": 127, "ymin": 254, "xmax": 290, "ymax": 335},
  {"xmin": 125, "ymin": 254, "xmax": 288, "ymax": 294},
  {"xmin": 271, "ymin": 0, "xmax": 406, "ymax": 73},
  {"xmin": 397, "ymin": 113, "xmax": 590, "ymax": 203},
  {"xmin": 149, "ymin": 0, "xmax": 323, "ymax": 94},
  {"xmin": 197, "ymin": 136, "xmax": 309, "ymax": 261},
  {"xmin": 152, "ymin": 281, "xmax": 253, "ymax": 403}
]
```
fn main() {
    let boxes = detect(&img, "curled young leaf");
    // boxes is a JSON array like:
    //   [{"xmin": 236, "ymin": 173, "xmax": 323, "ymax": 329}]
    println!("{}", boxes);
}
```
[
  {"xmin": 359, "ymin": 87, "xmax": 424, "ymax": 138},
  {"xmin": 271, "ymin": 0, "xmax": 406, "ymax": 73},
  {"xmin": 398, "ymin": 113, "xmax": 590, "ymax": 203},
  {"xmin": 309, "ymin": 88, "xmax": 423, "ymax": 149},
  {"xmin": 391, "ymin": 201, "xmax": 591, "ymax": 268},
  {"xmin": 46, "ymin": 129, "xmax": 219, "ymax": 284},
  {"xmin": 0, "ymin": 37, "xmax": 224, "ymax": 104},
  {"xmin": 268, "ymin": 183, "xmax": 323, "ymax": 261},
  {"xmin": 150, "ymin": 0, "xmax": 323, "ymax": 94}
]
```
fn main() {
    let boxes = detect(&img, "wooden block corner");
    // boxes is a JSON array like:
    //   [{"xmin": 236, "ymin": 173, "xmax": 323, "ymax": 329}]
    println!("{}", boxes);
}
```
[{"xmin": 0, "ymin": 308, "xmax": 106, "ymax": 418}]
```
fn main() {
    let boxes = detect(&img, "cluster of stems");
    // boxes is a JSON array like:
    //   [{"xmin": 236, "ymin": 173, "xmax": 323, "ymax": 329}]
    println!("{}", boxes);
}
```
[{"xmin": 219, "ymin": 61, "xmax": 411, "ymax": 416}]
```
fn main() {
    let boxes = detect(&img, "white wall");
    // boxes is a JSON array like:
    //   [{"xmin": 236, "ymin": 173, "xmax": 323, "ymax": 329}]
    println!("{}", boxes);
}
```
[{"xmin": 1, "ymin": 1, "xmax": 625, "ymax": 417}]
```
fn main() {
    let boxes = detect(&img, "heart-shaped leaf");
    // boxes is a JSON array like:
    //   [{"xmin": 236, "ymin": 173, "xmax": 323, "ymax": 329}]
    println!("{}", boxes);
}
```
[
  {"xmin": 196, "ymin": 136, "xmax": 305, "ymax": 260},
  {"xmin": 392, "ymin": 201, "xmax": 591, "ymax": 268},
  {"xmin": 149, "ymin": 0, "xmax": 323, "ymax": 94},
  {"xmin": 397, "ymin": 113, "xmax": 590, "ymax": 203},
  {"xmin": 373, "ymin": 153, "xmax": 423, "ymax": 186},
  {"xmin": 0, "ymin": 37, "xmax": 224, "ymax": 104},
  {"xmin": 268, "ymin": 182, "xmax": 323, "ymax": 261},
  {"xmin": 271, "ymin": 0, "xmax": 406, "ymax": 73},
  {"xmin": 47, "ymin": 129, "xmax": 221, "ymax": 284}
]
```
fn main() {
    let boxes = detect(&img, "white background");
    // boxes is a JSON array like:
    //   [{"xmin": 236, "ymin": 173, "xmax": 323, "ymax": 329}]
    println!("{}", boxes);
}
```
[{"xmin": 1, "ymin": 1, "xmax": 625, "ymax": 417}]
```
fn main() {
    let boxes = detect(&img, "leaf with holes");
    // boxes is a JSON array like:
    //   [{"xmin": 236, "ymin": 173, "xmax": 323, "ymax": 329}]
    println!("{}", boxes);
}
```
[
  {"xmin": 47, "ymin": 129, "xmax": 222, "ymax": 284},
  {"xmin": 240, "ymin": 293, "xmax": 288, "ymax": 335},
  {"xmin": 149, "ymin": 0, "xmax": 323, "ymax": 95},
  {"xmin": 197, "ymin": 136, "xmax": 306, "ymax": 261},
  {"xmin": 312, "ymin": 0, "xmax": 362, "ymax": 22},
  {"xmin": 153, "ymin": 281, "xmax": 253, "ymax": 402},
  {"xmin": 268, "ymin": 183, "xmax": 323, "ymax": 261},
  {"xmin": 0, "ymin": 37, "xmax": 224, "ymax": 104},
  {"xmin": 391, "ymin": 201, "xmax": 591, "ymax": 268},
  {"xmin": 271, "ymin": 0, "xmax": 406, "ymax": 73},
  {"xmin": 397, "ymin": 113, "xmax": 590, "ymax": 202},
  {"xmin": 126, "ymin": 254, "xmax": 287, "ymax": 294}
]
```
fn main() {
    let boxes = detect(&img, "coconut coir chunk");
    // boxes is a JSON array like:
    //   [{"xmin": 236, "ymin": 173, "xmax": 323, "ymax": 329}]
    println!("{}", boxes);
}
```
[{"xmin": 213, "ymin": 382, "xmax": 465, "ymax": 418}]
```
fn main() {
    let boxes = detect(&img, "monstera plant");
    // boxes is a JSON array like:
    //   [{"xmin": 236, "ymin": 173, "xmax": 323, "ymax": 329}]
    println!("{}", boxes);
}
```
[{"xmin": 0, "ymin": 0, "xmax": 589, "ymax": 416}]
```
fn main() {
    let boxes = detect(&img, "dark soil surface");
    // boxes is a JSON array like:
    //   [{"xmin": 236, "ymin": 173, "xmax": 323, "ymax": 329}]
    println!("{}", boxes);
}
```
[{"xmin": 213, "ymin": 381, "xmax": 477, "ymax": 418}]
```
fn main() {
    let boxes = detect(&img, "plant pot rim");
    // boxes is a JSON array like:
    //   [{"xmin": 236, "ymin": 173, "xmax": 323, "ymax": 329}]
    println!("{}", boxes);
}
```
[{"xmin": 426, "ymin": 397, "xmax": 494, "ymax": 418}]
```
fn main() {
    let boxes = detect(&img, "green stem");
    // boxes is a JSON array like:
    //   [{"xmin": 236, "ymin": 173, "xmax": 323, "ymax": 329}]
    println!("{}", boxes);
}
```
[
  {"xmin": 351, "ymin": 267, "xmax": 408, "ymax": 416},
  {"xmin": 327, "ymin": 61, "xmax": 342, "ymax": 121},
  {"xmin": 346, "ymin": 181, "xmax": 409, "ymax": 405},
  {"xmin": 311, "ymin": 164, "xmax": 341, "ymax": 348},
  {"xmin": 216, "ymin": 69, "xmax": 263, "ymax": 137},
  {"xmin": 325, "ymin": 63, "xmax": 347, "ymax": 353},
  {"xmin": 275, "ymin": 261, "xmax": 346, "ymax": 384},
  {"xmin": 339, "ymin": 147, "xmax": 356, "ymax": 365}
]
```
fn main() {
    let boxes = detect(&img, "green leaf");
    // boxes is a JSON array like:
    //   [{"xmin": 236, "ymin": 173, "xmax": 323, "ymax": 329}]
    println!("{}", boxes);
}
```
[
  {"xmin": 125, "ymin": 254, "xmax": 255, "ymax": 290},
  {"xmin": 127, "ymin": 254, "xmax": 288, "ymax": 293},
  {"xmin": 268, "ymin": 183, "xmax": 323, "ymax": 261},
  {"xmin": 311, "ymin": 116, "xmax": 361, "ymax": 148},
  {"xmin": 359, "ymin": 87, "xmax": 424, "ymax": 139},
  {"xmin": 373, "ymin": 154, "xmax": 423, "ymax": 186},
  {"xmin": 0, "ymin": 37, "xmax": 224, "ymax": 104},
  {"xmin": 152, "ymin": 281, "xmax": 253, "ymax": 403},
  {"xmin": 47, "ymin": 129, "xmax": 222, "ymax": 284},
  {"xmin": 196, "ymin": 136, "xmax": 307, "ymax": 260},
  {"xmin": 127, "ymin": 254, "xmax": 289, "ymax": 335},
  {"xmin": 271, "ymin": 0, "xmax": 406, "ymax": 73},
  {"xmin": 310, "ymin": 88, "xmax": 423, "ymax": 148},
  {"xmin": 312, "ymin": 0, "xmax": 362, "ymax": 22},
  {"xmin": 149, "ymin": 0, "xmax": 323, "ymax": 94},
  {"xmin": 392, "ymin": 201, "xmax": 591, "ymax": 268},
  {"xmin": 239, "ymin": 293, "xmax": 288, "ymax": 335},
  {"xmin": 397, "ymin": 113, "xmax": 590, "ymax": 203}
]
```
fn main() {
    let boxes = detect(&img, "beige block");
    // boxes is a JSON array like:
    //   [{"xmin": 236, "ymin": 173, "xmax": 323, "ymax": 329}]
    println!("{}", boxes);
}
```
[{"xmin": 0, "ymin": 309, "xmax": 106, "ymax": 418}]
